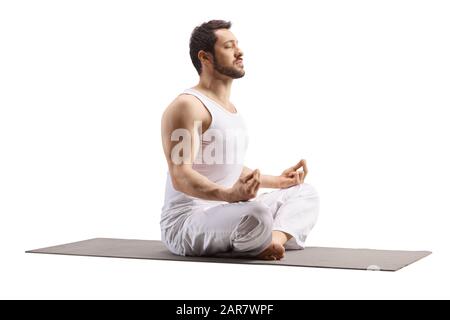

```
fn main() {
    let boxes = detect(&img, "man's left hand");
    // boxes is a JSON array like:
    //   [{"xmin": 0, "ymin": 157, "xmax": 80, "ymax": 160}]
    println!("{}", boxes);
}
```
[{"xmin": 278, "ymin": 159, "xmax": 308, "ymax": 189}]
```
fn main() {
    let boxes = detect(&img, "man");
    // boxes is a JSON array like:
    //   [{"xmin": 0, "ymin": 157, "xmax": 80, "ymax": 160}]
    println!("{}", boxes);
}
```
[{"xmin": 160, "ymin": 20, "xmax": 319, "ymax": 260}]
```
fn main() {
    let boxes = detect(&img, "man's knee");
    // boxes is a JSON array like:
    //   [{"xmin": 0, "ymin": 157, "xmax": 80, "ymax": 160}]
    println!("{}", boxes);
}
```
[
  {"xmin": 232, "ymin": 202, "xmax": 273, "ymax": 254},
  {"xmin": 305, "ymin": 182, "xmax": 319, "ymax": 196},
  {"xmin": 235, "ymin": 202, "xmax": 272, "ymax": 239},
  {"xmin": 292, "ymin": 183, "xmax": 319, "ymax": 200}
]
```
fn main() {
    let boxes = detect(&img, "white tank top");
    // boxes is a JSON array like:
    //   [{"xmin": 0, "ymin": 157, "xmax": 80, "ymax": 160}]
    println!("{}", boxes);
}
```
[{"xmin": 161, "ymin": 88, "xmax": 249, "ymax": 228}]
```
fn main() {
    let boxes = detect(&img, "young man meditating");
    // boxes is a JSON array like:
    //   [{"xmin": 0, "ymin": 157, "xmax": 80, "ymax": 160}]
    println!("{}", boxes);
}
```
[{"xmin": 160, "ymin": 20, "xmax": 319, "ymax": 260}]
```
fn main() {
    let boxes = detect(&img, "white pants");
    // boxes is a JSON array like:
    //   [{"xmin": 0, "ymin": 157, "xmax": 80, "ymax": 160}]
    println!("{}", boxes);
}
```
[{"xmin": 162, "ymin": 183, "xmax": 319, "ymax": 257}]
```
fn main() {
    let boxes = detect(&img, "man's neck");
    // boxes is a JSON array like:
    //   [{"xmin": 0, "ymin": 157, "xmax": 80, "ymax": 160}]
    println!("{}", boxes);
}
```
[{"xmin": 194, "ymin": 77, "xmax": 233, "ymax": 106}]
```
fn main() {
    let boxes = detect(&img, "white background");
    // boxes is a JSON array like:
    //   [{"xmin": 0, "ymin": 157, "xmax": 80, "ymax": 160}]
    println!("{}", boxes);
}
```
[{"xmin": 1, "ymin": 0, "xmax": 449, "ymax": 299}]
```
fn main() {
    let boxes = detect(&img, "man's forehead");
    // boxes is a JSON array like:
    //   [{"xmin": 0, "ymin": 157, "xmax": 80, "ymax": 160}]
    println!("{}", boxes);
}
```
[{"xmin": 215, "ymin": 29, "xmax": 238, "ymax": 44}]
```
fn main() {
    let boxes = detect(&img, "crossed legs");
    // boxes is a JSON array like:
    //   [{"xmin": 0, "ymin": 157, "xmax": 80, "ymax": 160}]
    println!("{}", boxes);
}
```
[{"xmin": 178, "ymin": 183, "xmax": 319, "ymax": 260}]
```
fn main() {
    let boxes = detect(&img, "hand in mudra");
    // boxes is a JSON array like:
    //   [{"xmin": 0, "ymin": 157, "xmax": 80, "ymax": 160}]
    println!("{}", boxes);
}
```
[
  {"xmin": 278, "ymin": 159, "xmax": 308, "ymax": 189},
  {"xmin": 226, "ymin": 169, "xmax": 261, "ymax": 202}
]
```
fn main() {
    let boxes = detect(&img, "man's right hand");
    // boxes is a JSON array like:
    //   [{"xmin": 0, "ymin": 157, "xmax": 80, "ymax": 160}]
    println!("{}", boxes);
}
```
[{"xmin": 224, "ymin": 169, "xmax": 261, "ymax": 202}]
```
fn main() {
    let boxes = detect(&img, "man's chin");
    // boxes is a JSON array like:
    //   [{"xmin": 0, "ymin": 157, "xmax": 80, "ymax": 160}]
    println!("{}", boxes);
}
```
[
  {"xmin": 232, "ymin": 68, "xmax": 245, "ymax": 79},
  {"xmin": 234, "ymin": 72, "xmax": 245, "ymax": 79},
  {"xmin": 214, "ymin": 64, "xmax": 245, "ymax": 79}
]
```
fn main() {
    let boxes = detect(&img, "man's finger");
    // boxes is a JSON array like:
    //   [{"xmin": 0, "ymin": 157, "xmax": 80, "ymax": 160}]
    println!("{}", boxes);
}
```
[
  {"xmin": 248, "ymin": 176, "xmax": 259, "ymax": 188},
  {"xmin": 251, "ymin": 181, "xmax": 260, "ymax": 195},
  {"xmin": 246, "ymin": 172, "xmax": 260, "ymax": 192},
  {"xmin": 254, "ymin": 169, "xmax": 261, "ymax": 182},
  {"xmin": 302, "ymin": 160, "xmax": 308, "ymax": 179},
  {"xmin": 295, "ymin": 171, "xmax": 301, "ymax": 184},
  {"xmin": 292, "ymin": 159, "xmax": 305, "ymax": 171},
  {"xmin": 248, "ymin": 178, "xmax": 260, "ymax": 194},
  {"xmin": 244, "ymin": 169, "xmax": 257, "ymax": 183}
]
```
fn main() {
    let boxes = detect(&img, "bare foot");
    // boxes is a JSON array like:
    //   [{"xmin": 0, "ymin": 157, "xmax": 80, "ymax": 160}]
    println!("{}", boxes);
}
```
[{"xmin": 256, "ymin": 242, "xmax": 285, "ymax": 260}]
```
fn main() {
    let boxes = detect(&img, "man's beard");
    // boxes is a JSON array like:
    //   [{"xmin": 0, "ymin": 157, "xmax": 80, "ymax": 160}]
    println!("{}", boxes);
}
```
[{"xmin": 213, "ymin": 58, "xmax": 245, "ymax": 79}]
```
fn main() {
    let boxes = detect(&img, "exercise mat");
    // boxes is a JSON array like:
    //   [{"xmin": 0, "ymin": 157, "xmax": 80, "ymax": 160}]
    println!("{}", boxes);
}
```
[{"xmin": 26, "ymin": 238, "xmax": 431, "ymax": 271}]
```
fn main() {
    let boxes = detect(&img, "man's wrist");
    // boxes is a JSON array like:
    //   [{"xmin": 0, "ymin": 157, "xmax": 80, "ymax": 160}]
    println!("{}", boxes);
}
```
[
  {"xmin": 218, "ymin": 187, "xmax": 232, "ymax": 202},
  {"xmin": 274, "ymin": 175, "xmax": 283, "ymax": 188},
  {"xmin": 261, "ymin": 175, "xmax": 282, "ymax": 189}
]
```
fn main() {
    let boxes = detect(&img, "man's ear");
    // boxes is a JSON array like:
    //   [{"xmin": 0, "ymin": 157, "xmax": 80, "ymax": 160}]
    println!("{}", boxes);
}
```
[{"xmin": 198, "ymin": 50, "xmax": 213, "ymax": 65}]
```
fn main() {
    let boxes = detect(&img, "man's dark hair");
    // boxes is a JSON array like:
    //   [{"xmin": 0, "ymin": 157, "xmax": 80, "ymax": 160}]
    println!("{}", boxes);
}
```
[{"xmin": 189, "ymin": 20, "xmax": 232, "ymax": 75}]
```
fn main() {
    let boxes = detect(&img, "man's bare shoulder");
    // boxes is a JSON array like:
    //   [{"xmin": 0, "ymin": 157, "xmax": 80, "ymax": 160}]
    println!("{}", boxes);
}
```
[
  {"xmin": 163, "ymin": 93, "xmax": 208, "ymax": 120},
  {"xmin": 166, "ymin": 94, "xmax": 206, "ymax": 115}
]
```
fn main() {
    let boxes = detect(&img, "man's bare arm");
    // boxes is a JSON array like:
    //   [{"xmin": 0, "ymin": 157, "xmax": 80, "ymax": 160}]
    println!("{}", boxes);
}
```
[
  {"xmin": 241, "ymin": 159, "xmax": 308, "ymax": 189},
  {"xmin": 241, "ymin": 166, "xmax": 281, "ymax": 189}
]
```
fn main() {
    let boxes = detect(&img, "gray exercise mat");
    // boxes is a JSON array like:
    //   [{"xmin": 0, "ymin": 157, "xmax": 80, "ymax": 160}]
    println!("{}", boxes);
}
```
[{"xmin": 26, "ymin": 238, "xmax": 431, "ymax": 271}]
